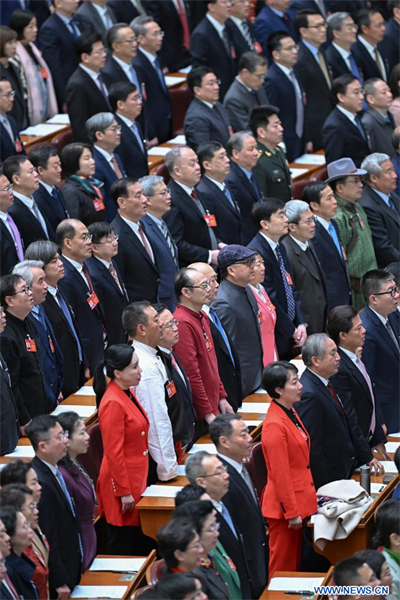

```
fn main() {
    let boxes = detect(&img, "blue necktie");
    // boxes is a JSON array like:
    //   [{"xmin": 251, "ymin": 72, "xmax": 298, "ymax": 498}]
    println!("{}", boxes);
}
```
[
  {"xmin": 349, "ymin": 54, "xmax": 361, "ymax": 83},
  {"xmin": 354, "ymin": 116, "xmax": 367, "ymax": 141},
  {"xmin": 56, "ymin": 290, "xmax": 83, "ymax": 362},
  {"xmin": 129, "ymin": 66, "xmax": 141, "ymax": 94},
  {"xmin": 56, "ymin": 468, "xmax": 84, "ymax": 561},
  {"xmin": 275, "ymin": 244, "xmax": 296, "ymax": 321},
  {"xmin": 209, "ymin": 308, "xmax": 235, "ymax": 365},
  {"xmin": 68, "ymin": 18, "xmax": 80, "ymax": 38},
  {"xmin": 222, "ymin": 184, "xmax": 237, "ymax": 211},
  {"xmin": 131, "ymin": 122, "xmax": 145, "ymax": 153},
  {"xmin": 328, "ymin": 222, "xmax": 343, "ymax": 258},
  {"xmin": 154, "ymin": 58, "xmax": 167, "ymax": 92},
  {"xmin": 388, "ymin": 196, "xmax": 398, "ymax": 212},
  {"xmin": 221, "ymin": 503, "xmax": 238, "ymax": 539},
  {"xmin": 51, "ymin": 187, "xmax": 67, "ymax": 221},
  {"xmin": 250, "ymin": 173, "xmax": 260, "ymax": 197}
]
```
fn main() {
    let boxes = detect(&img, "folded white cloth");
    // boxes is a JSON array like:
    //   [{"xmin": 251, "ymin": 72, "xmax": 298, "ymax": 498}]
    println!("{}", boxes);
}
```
[{"xmin": 317, "ymin": 479, "xmax": 369, "ymax": 503}]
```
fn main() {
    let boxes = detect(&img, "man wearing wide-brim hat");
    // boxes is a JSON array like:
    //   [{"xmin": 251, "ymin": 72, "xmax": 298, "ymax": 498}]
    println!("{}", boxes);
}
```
[{"xmin": 326, "ymin": 157, "xmax": 377, "ymax": 310}]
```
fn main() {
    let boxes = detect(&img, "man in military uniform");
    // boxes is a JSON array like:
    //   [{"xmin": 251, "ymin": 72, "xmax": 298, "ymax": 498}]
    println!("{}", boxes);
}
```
[
  {"xmin": 326, "ymin": 157, "xmax": 377, "ymax": 310},
  {"xmin": 249, "ymin": 105, "xmax": 292, "ymax": 202}
]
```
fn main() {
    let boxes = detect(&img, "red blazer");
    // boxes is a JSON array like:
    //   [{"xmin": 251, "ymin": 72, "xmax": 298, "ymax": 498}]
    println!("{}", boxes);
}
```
[
  {"xmin": 97, "ymin": 380, "xmax": 149, "ymax": 527},
  {"xmin": 261, "ymin": 401, "xmax": 317, "ymax": 521}
]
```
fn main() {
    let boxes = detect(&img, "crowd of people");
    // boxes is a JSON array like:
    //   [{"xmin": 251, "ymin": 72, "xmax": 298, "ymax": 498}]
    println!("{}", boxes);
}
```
[{"xmin": 0, "ymin": 0, "xmax": 400, "ymax": 599}]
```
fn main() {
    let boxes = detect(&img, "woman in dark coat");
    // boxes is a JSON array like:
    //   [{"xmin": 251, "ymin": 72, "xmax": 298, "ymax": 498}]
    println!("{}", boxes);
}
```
[{"xmin": 0, "ymin": 25, "xmax": 28, "ymax": 130}]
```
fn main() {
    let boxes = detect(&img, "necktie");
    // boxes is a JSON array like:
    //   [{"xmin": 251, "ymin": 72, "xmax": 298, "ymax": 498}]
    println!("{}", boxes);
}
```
[
  {"xmin": 171, "ymin": 351, "xmax": 187, "ymax": 388},
  {"xmin": 109, "ymin": 262, "xmax": 123, "ymax": 293},
  {"xmin": 111, "ymin": 155, "xmax": 123, "ymax": 179},
  {"xmin": 373, "ymin": 48, "xmax": 384, "ymax": 77},
  {"xmin": 327, "ymin": 382, "xmax": 350, "ymax": 434},
  {"xmin": 97, "ymin": 73, "xmax": 111, "ymax": 109},
  {"xmin": 275, "ymin": 244, "xmax": 296, "ymax": 321},
  {"xmin": 354, "ymin": 116, "xmax": 367, "ymax": 141},
  {"xmin": 348, "ymin": 53, "xmax": 362, "ymax": 83},
  {"xmin": 131, "ymin": 122, "xmax": 145, "ymax": 153},
  {"xmin": 68, "ymin": 18, "xmax": 80, "ymax": 39},
  {"xmin": 51, "ymin": 187, "xmax": 67, "ymax": 220},
  {"xmin": 32, "ymin": 200, "xmax": 49, "ymax": 238},
  {"xmin": 289, "ymin": 70, "xmax": 304, "ymax": 139},
  {"xmin": 56, "ymin": 290, "xmax": 83, "ymax": 362},
  {"xmin": 305, "ymin": 245, "xmax": 319, "ymax": 274},
  {"xmin": 328, "ymin": 222, "xmax": 343, "ymax": 257},
  {"xmin": 318, "ymin": 51, "xmax": 331, "ymax": 89},
  {"xmin": 221, "ymin": 503, "xmax": 238, "ymax": 539},
  {"xmin": 241, "ymin": 20, "xmax": 254, "ymax": 50},
  {"xmin": 191, "ymin": 191, "xmax": 218, "ymax": 250},
  {"xmin": 138, "ymin": 223, "xmax": 154, "ymax": 261},
  {"xmin": 209, "ymin": 308, "xmax": 235, "ymax": 365},
  {"xmin": 241, "ymin": 464, "xmax": 258, "ymax": 503},
  {"xmin": 6, "ymin": 213, "xmax": 24, "ymax": 260},
  {"xmin": 56, "ymin": 468, "xmax": 84, "ymax": 561},
  {"xmin": 250, "ymin": 173, "xmax": 260, "ymax": 197},
  {"xmin": 385, "ymin": 320, "xmax": 400, "ymax": 351},
  {"xmin": 161, "ymin": 220, "xmax": 177, "ymax": 264},
  {"xmin": 175, "ymin": 0, "xmax": 190, "ymax": 49},
  {"xmin": 222, "ymin": 27, "xmax": 231, "ymax": 56},
  {"xmin": 154, "ymin": 58, "xmax": 167, "ymax": 92},
  {"xmin": 104, "ymin": 9, "xmax": 114, "ymax": 29},
  {"xmin": 3, "ymin": 574, "xmax": 19, "ymax": 600},
  {"xmin": 356, "ymin": 357, "xmax": 376, "ymax": 435},
  {"xmin": 129, "ymin": 66, "xmax": 141, "ymax": 93},
  {"xmin": 131, "ymin": 0, "xmax": 146, "ymax": 16},
  {"xmin": 222, "ymin": 184, "xmax": 236, "ymax": 210},
  {"xmin": 388, "ymin": 195, "xmax": 398, "ymax": 212},
  {"xmin": 2, "ymin": 117, "xmax": 14, "ymax": 142},
  {"xmin": 315, "ymin": 0, "xmax": 326, "ymax": 17}
]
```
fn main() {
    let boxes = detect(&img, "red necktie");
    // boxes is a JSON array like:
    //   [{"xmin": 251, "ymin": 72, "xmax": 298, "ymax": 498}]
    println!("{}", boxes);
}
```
[
  {"xmin": 175, "ymin": 0, "xmax": 190, "ymax": 49},
  {"xmin": 4, "ymin": 574, "xmax": 19, "ymax": 600},
  {"xmin": 138, "ymin": 223, "xmax": 153, "ymax": 261},
  {"xmin": 327, "ymin": 382, "xmax": 349, "ymax": 434}
]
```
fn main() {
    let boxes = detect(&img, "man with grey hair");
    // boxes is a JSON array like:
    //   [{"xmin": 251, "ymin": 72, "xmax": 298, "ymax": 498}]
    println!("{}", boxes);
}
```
[
  {"xmin": 361, "ymin": 78, "xmax": 396, "ymax": 157},
  {"xmin": 12, "ymin": 260, "xmax": 64, "ymax": 412},
  {"xmin": 294, "ymin": 333, "xmax": 360, "ymax": 490},
  {"xmin": 226, "ymin": 131, "xmax": 261, "ymax": 244},
  {"xmin": 164, "ymin": 147, "xmax": 221, "ymax": 267},
  {"xmin": 282, "ymin": 200, "xmax": 328, "ymax": 334},
  {"xmin": 86, "ymin": 112, "xmax": 126, "ymax": 222},
  {"xmin": 141, "ymin": 175, "xmax": 178, "ymax": 311},
  {"xmin": 325, "ymin": 12, "xmax": 362, "ymax": 81},
  {"xmin": 360, "ymin": 152, "xmax": 400, "ymax": 267}
]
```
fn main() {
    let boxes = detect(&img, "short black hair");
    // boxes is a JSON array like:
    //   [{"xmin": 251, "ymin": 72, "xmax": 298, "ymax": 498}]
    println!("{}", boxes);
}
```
[
  {"xmin": 111, "ymin": 177, "xmax": 138, "ymax": 205},
  {"xmin": 373, "ymin": 499, "xmax": 400, "ymax": 548},
  {"xmin": 262, "ymin": 360, "xmax": 298, "ymax": 399},
  {"xmin": 267, "ymin": 31, "xmax": 293, "ymax": 56},
  {"xmin": 2, "ymin": 155, "xmax": 30, "ymax": 182},
  {"xmin": 174, "ymin": 268, "xmax": 197, "ymax": 301},
  {"xmin": 0, "ymin": 460, "xmax": 33, "ymax": 488},
  {"xmin": 187, "ymin": 66, "xmax": 215, "ymax": 95},
  {"xmin": 108, "ymin": 81, "xmax": 137, "ymax": 113},
  {"xmin": 251, "ymin": 198, "xmax": 285, "ymax": 227},
  {"xmin": 249, "ymin": 105, "xmax": 280, "ymax": 138},
  {"xmin": 356, "ymin": 8, "xmax": 381, "ymax": 32},
  {"xmin": 0, "ymin": 274, "xmax": 23, "ymax": 308},
  {"xmin": 88, "ymin": 221, "xmax": 115, "ymax": 244},
  {"xmin": 172, "ymin": 500, "xmax": 215, "ymax": 535},
  {"xmin": 327, "ymin": 305, "xmax": 359, "ymax": 345},
  {"xmin": 238, "ymin": 51, "xmax": 267, "ymax": 73},
  {"xmin": 60, "ymin": 143, "xmax": 92, "ymax": 178},
  {"xmin": 353, "ymin": 550, "xmax": 386, "ymax": 581},
  {"xmin": 302, "ymin": 180, "xmax": 328, "ymax": 206},
  {"xmin": 209, "ymin": 414, "xmax": 243, "ymax": 447},
  {"xmin": 332, "ymin": 74, "xmax": 358, "ymax": 104},
  {"xmin": 333, "ymin": 556, "xmax": 368, "ymax": 589},
  {"xmin": 9, "ymin": 9, "xmax": 35, "ymax": 40},
  {"xmin": 175, "ymin": 484, "xmax": 207, "ymax": 507},
  {"xmin": 156, "ymin": 573, "xmax": 200, "ymax": 600},
  {"xmin": 25, "ymin": 415, "xmax": 60, "ymax": 451},
  {"xmin": 29, "ymin": 144, "xmax": 59, "ymax": 171},
  {"xmin": 361, "ymin": 269, "xmax": 395, "ymax": 303},
  {"xmin": 197, "ymin": 141, "xmax": 224, "ymax": 170},
  {"xmin": 122, "ymin": 301, "xmax": 151, "ymax": 336},
  {"xmin": 157, "ymin": 518, "xmax": 197, "ymax": 569},
  {"xmin": 294, "ymin": 8, "xmax": 320, "ymax": 34},
  {"xmin": 56, "ymin": 219, "xmax": 79, "ymax": 248},
  {"xmin": 0, "ymin": 483, "xmax": 32, "ymax": 511},
  {"xmin": 74, "ymin": 32, "xmax": 103, "ymax": 58},
  {"xmin": 0, "ymin": 506, "xmax": 19, "ymax": 538}
]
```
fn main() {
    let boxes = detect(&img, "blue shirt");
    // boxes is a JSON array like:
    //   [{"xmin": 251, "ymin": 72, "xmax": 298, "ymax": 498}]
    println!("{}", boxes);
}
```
[
  {"xmin": 373, "ymin": 188, "xmax": 393, "ymax": 209},
  {"xmin": 238, "ymin": 165, "xmax": 253, "ymax": 181},
  {"xmin": 269, "ymin": 6, "xmax": 284, "ymax": 17},
  {"xmin": 302, "ymin": 40, "xmax": 321, "ymax": 63}
]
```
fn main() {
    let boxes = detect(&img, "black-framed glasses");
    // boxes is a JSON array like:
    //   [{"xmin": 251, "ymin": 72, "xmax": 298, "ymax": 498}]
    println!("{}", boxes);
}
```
[
  {"xmin": 9, "ymin": 285, "xmax": 32, "ymax": 296},
  {"xmin": 161, "ymin": 318, "xmax": 179, "ymax": 330},
  {"xmin": 374, "ymin": 286, "xmax": 399, "ymax": 298},
  {"xmin": 306, "ymin": 22, "xmax": 327, "ymax": 29},
  {"xmin": 186, "ymin": 281, "xmax": 210, "ymax": 291},
  {"xmin": 95, "ymin": 235, "xmax": 119, "ymax": 244},
  {"xmin": 0, "ymin": 184, "xmax": 13, "ymax": 192}
]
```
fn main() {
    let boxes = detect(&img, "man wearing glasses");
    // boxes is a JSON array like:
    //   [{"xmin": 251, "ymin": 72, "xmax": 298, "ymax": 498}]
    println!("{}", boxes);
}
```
[
  {"xmin": 0, "ymin": 170, "xmax": 24, "ymax": 277},
  {"xmin": 360, "ymin": 269, "xmax": 400, "ymax": 433},
  {"xmin": 0, "ymin": 78, "xmax": 26, "ymax": 164}
]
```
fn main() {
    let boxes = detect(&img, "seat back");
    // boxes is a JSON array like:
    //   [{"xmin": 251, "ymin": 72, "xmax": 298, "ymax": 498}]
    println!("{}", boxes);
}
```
[
  {"xmin": 77, "ymin": 421, "xmax": 103, "ymax": 486},
  {"xmin": 131, "ymin": 585, "xmax": 155, "ymax": 599},
  {"xmin": 170, "ymin": 84, "xmax": 191, "ymax": 136},
  {"xmin": 246, "ymin": 441, "xmax": 267, "ymax": 500},
  {"xmin": 52, "ymin": 129, "xmax": 73, "ymax": 154},
  {"xmin": 312, "ymin": 167, "xmax": 327, "ymax": 181},
  {"xmin": 146, "ymin": 559, "xmax": 166, "ymax": 586},
  {"xmin": 292, "ymin": 178, "xmax": 311, "ymax": 200},
  {"xmin": 154, "ymin": 162, "xmax": 170, "ymax": 184}
]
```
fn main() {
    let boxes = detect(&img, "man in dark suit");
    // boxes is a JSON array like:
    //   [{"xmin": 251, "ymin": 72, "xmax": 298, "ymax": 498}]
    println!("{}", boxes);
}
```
[
  {"xmin": 360, "ymin": 153, "xmax": 400, "ymax": 267},
  {"xmin": 86, "ymin": 112, "xmax": 126, "ymax": 222},
  {"xmin": 140, "ymin": 175, "xmax": 179, "ymax": 312},
  {"xmin": 328, "ymin": 304, "xmax": 390, "ymax": 463},
  {"xmin": 164, "ymin": 147, "xmax": 221, "ymax": 267},
  {"xmin": 351, "ymin": 9, "xmax": 389, "ymax": 83},
  {"xmin": 86, "ymin": 222, "xmax": 129, "ymax": 346},
  {"xmin": 108, "ymin": 0, "xmax": 146, "ymax": 22},
  {"xmin": 226, "ymin": 131, "xmax": 262, "ymax": 245},
  {"xmin": 255, "ymin": 0, "xmax": 298, "ymax": 55},
  {"xmin": 184, "ymin": 67, "xmax": 233, "ymax": 153},
  {"xmin": 282, "ymin": 200, "xmax": 328, "ymax": 334},
  {"xmin": 27, "ymin": 416, "xmax": 82, "ymax": 598},
  {"xmin": 264, "ymin": 32, "xmax": 305, "ymax": 162},
  {"xmin": 360, "ymin": 269, "xmax": 400, "ymax": 433},
  {"xmin": 190, "ymin": 0, "xmax": 237, "ymax": 101},
  {"xmin": 57, "ymin": 219, "xmax": 107, "ymax": 375},
  {"xmin": 197, "ymin": 142, "xmax": 242, "ymax": 245},
  {"xmin": 384, "ymin": 1, "xmax": 400, "ymax": 73},
  {"xmin": 302, "ymin": 180, "xmax": 352, "ymax": 310},
  {"xmin": 66, "ymin": 33, "xmax": 110, "ymax": 143},
  {"xmin": 38, "ymin": 0, "xmax": 91, "ymax": 109},
  {"xmin": 294, "ymin": 9, "xmax": 334, "ymax": 151},
  {"xmin": 0, "ymin": 305, "xmax": 20, "ymax": 456},
  {"xmin": 323, "ymin": 74, "xmax": 370, "ymax": 168},
  {"xmin": 0, "ymin": 79, "xmax": 26, "ymax": 164},
  {"xmin": 291, "ymin": 0, "xmax": 333, "ymax": 16},
  {"xmin": 325, "ymin": 11, "xmax": 363, "ymax": 81},
  {"xmin": 248, "ymin": 199, "xmax": 307, "ymax": 359},
  {"xmin": 224, "ymin": 52, "xmax": 268, "ymax": 133},
  {"xmin": 30, "ymin": 145, "xmax": 69, "ymax": 234},
  {"xmin": 111, "ymin": 178, "xmax": 160, "ymax": 303},
  {"xmin": 75, "ymin": 0, "xmax": 117, "ymax": 42},
  {"xmin": 294, "ymin": 334, "xmax": 360, "ymax": 490},
  {"xmin": 225, "ymin": 0, "xmax": 260, "ymax": 59},
  {"xmin": 132, "ymin": 16, "xmax": 172, "ymax": 143},
  {"xmin": 0, "ymin": 171, "xmax": 24, "ymax": 277},
  {"xmin": 24, "ymin": 240, "xmax": 87, "ymax": 399},
  {"xmin": 362, "ymin": 78, "xmax": 396, "ymax": 157},
  {"xmin": 3, "ymin": 156, "xmax": 56, "ymax": 248},
  {"xmin": 145, "ymin": 0, "xmax": 191, "ymax": 72},
  {"xmin": 210, "ymin": 414, "xmax": 268, "ymax": 598}
]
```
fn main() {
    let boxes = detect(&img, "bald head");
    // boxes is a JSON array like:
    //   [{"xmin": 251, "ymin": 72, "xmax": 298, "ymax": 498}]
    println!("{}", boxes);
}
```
[{"xmin": 188, "ymin": 262, "xmax": 219, "ymax": 304}]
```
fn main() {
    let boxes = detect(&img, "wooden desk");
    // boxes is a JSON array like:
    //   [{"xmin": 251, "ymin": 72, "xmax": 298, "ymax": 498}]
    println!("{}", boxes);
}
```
[
  {"xmin": 21, "ymin": 124, "xmax": 70, "ymax": 150},
  {"xmin": 260, "ymin": 568, "xmax": 334, "ymax": 600},
  {"xmin": 68, "ymin": 551, "xmax": 156, "ymax": 599}
]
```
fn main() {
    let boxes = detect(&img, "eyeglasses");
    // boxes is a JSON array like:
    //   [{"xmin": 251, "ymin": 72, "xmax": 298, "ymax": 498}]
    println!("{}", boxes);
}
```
[
  {"xmin": 232, "ymin": 258, "xmax": 256, "ymax": 267},
  {"xmin": 54, "ymin": 431, "xmax": 69, "ymax": 441},
  {"xmin": 281, "ymin": 44, "xmax": 298, "ymax": 52},
  {"xmin": 0, "ymin": 90, "xmax": 15, "ymax": 98},
  {"xmin": 0, "ymin": 184, "xmax": 13, "ymax": 192},
  {"xmin": 91, "ymin": 47, "xmax": 107, "ymax": 55},
  {"xmin": 186, "ymin": 281, "xmax": 210, "ymax": 291},
  {"xmin": 150, "ymin": 30, "xmax": 165, "ymax": 37},
  {"xmin": 374, "ymin": 286, "xmax": 399, "ymax": 298},
  {"xmin": 203, "ymin": 78, "xmax": 221, "ymax": 87},
  {"xmin": 117, "ymin": 37, "xmax": 138, "ymax": 44},
  {"xmin": 187, "ymin": 541, "xmax": 203, "ymax": 550},
  {"xmin": 161, "ymin": 318, "xmax": 179, "ymax": 330},
  {"xmin": 204, "ymin": 522, "xmax": 221, "ymax": 533},
  {"xmin": 306, "ymin": 22, "xmax": 328, "ymax": 29},
  {"xmin": 9, "ymin": 286, "xmax": 32, "ymax": 296},
  {"xmin": 81, "ymin": 234, "xmax": 93, "ymax": 242},
  {"xmin": 96, "ymin": 235, "xmax": 119, "ymax": 244},
  {"xmin": 301, "ymin": 217, "xmax": 315, "ymax": 226},
  {"xmin": 107, "ymin": 125, "xmax": 122, "ymax": 132},
  {"xmin": 26, "ymin": 502, "xmax": 37, "ymax": 510},
  {"xmin": 201, "ymin": 465, "xmax": 228, "ymax": 478},
  {"xmin": 148, "ymin": 189, "xmax": 171, "ymax": 197}
]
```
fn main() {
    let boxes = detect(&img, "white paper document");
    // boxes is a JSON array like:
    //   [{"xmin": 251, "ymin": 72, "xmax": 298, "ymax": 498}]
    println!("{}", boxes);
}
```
[
  {"xmin": 178, "ymin": 66, "xmax": 192, "ymax": 74},
  {"xmin": 70, "ymin": 586, "xmax": 128, "ymax": 598},
  {"xmin": 389, "ymin": 432, "xmax": 400, "ymax": 438},
  {"xmin": 244, "ymin": 420, "xmax": 262, "ymax": 427},
  {"xmin": 238, "ymin": 403, "xmax": 270, "ymax": 414},
  {"xmin": 268, "ymin": 576, "xmax": 325, "ymax": 592},
  {"xmin": 290, "ymin": 168, "xmax": 309, "ymax": 179},
  {"xmin": 52, "ymin": 404, "xmax": 96, "ymax": 418},
  {"xmin": 89, "ymin": 558, "xmax": 146, "ymax": 572},
  {"xmin": 148, "ymin": 147, "xmax": 173, "ymax": 157},
  {"xmin": 20, "ymin": 124, "xmax": 66, "ymax": 136},
  {"xmin": 380, "ymin": 461, "xmax": 398, "ymax": 473},
  {"xmin": 5, "ymin": 445, "xmax": 34, "ymax": 458},
  {"xmin": 370, "ymin": 483, "xmax": 387, "ymax": 495},
  {"xmin": 167, "ymin": 135, "xmax": 186, "ymax": 144},
  {"xmin": 74, "ymin": 386, "xmax": 95, "ymax": 396},
  {"xmin": 385, "ymin": 441, "xmax": 400, "ymax": 453},
  {"xmin": 293, "ymin": 154, "xmax": 326, "ymax": 166},
  {"xmin": 165, "ymin": 76, "xmax": 186, "ymax": 86},
  {"xmin": 46, "ymin": 114, "xmax": 70, "ymax": 124},
  {"xmin": 188, "ymin": 443, "xmax": 216, "ymax": 454},
  {"xmin": 142, "ymin": 485, "xmax": 183, "ymax": 497}
]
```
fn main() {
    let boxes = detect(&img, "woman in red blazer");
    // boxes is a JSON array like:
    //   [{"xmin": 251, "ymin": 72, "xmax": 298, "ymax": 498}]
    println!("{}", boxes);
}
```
[
  {"xmin": 261, "ymin": 361, "xmax": 317, "ymax": 578},
  {"xmin": 94, "ymin": 344, "xmax": 154, "ymax": 555}
]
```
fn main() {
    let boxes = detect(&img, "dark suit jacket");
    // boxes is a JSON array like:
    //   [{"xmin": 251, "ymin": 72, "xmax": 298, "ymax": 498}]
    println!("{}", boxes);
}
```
[
  {"xmin": 247, "ymin": 233, "xmax": 305, "ymax": 359},
  {"xmin": 75, "ymin": 0, "xmax": 117, "ymax": 41},
  {"xmin": 311, "ymin": 219, "xmax": 351, "ymax": 310},
  {"xmin": 196, "ymin": 176, "xmax": 242, "ymax": 245},
  {"xmin": 190, "ymin": 17, "xmax": 237, "ymax": 100},
  {"xmin": 360, "ymin": 306, "xmax": 400, "ymax": 433},
  {"xmin": 184, "ymin": 99, "xmax": 231, "ymax": 152},
  {"xmin": 133, "ymin": 50, "xmax": 172, "ymax": 143},
  {"xmin": 384, "ymin": 18, "xmax": 400, "ymax": 72},
  {"xmin": 32, "ymin": 456, "xmax": 82, "ymax": 594},
  {"xmin": 0, "ymin": 353, "xmax": 20, "ymax": 456},
  {"xmin": 33, "ymin": 182, "xmax": 69, "ymax": 234},
  {"xmin": 0, "ymin": 582, "xmax": 15, "ymax": 599},
  {"xmin": 42, "ymin": 291, "xmax": 86, "ymax": 398},
  {"xmin": 38, "ymin": 12, "xmax": 91, "ymax": 108},
  {"xmin": 193, "ymin": 565, "xmax": 229, "ymax": 600},
  {"xmin": 58, "ymin": 256, "xmax": 106, "ymax": 374},
  {"xmin": 225, "ymin": 17, "xmax": 258, "ymax": 60},
  {"xmin": 226, "ymin": 161, "xmax": 261, "ymax": 245},
  {"xmin": 263, "ymin": 62, "xmax": 305, "ymax": 162},
  {"xmin": 111, "ymin": 213, "xmax": 160, "ymax": 303},
  {"xmin": 5, "ymin": 552, "xmax": 38, "ymax": 600},
  {"xmin": 8, "ymin": 196, "xmax": 56, "ymax": 248},
  {"xmin": 85, "ymin": 256, "xmax": 129, "ymax": 346},
  {"xmin": 62, "ymin": 177, "xmax": 106, "ymax": 226},
  {"xmin": 361, "ymin": 107, "xmax": 395, "ymax": 157},
  {"xmin": 0, "ymin": 218, "xmax": 20, "ymax": 277},
  {"xmin": 218, "ymin": 455, "xmax": 268, "ymax": 599},
  {"xmin": 92, "ymin": 147, "xmax": 126, "ymax": 222},
  {"xmin": 254, "ymin": 5, "xmax": 298, "ymax": 54},
  {"xmin": 325, "ymin": 43, "xmax": 362, "ymax": 80},
  {"xmin": 351, "ymin": 39, "xmax": 389, "ymax": 82},
  {"xmin": 322, "ymin": 106, "xmax": 370, "ymax": 168},
  {"xmin": 164, "ymin": 179, "xmax": 213, "ymax": 266},
  {"xmin": 294, "ymin": 368, "xmax": 358, "ymax": 490},
  {"xmin": 108, "ymin": 0, "xmax": 141, "ymax": 22},
  {"xmin": 295, "ymin": 41, "xmax": 334, "ymax": 150},
  {"xmin": 0, "ymin": 114, "xmax": 26, "ymax": 164},
  {"xmin": 291, "ymin": 0, "xmax": 333, "ymax": 14},
  {"xmin": 281, "ymin": 235, "xmax": 328, "ymax": 335},
  {"xmin": 145, "ymin": 0, "xmax": 191, "ymax": 71},
  {"xmin": 141, "ymin": 214, "xmax": 178, "ymax": 311},
  {"xmin": 359, "ymin": 185, "xmax": 400, "ymax": 267},
  {"xmin": 0, "ymin": 62, "xmax": 27, "ymax": 130},
  {"xmin": 114, "ymin": 114, "xmax": 149, "ymax": 183},
  {"xmin": 224, "ymin": 77, "xmax": 269, "ymax": 134}
]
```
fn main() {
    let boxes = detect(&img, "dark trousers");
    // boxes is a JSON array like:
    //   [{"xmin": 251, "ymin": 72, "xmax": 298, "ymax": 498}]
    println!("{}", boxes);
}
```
[{"xmin": 107, "ymin": 524, "xmax": 157, "ymax": 556}]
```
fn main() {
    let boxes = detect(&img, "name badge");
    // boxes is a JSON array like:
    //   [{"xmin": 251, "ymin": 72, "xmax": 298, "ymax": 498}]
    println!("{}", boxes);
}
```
[
  {"xmin": 285, "ymin": 272, "xmax": 293, "ymax": 286},
  {"xmin": 25, "ymin": 338, "xmax": 37, "ymax": 352},
  {"xmin": 87, "ymin": 292, "xmax": 100, "ymax": 310},
  {"xmin": 204, "ymin": 213, "xmax": 217, "ymax": 227},
  {"xmin": 15, "ymin": 139, "xmax": 23, "ymax": 153},
  {"xmin": 257, "ymin": 310, "xmax": 263, "ymax": 326},
  {"xmin": 48, "ymin": 337, "xmax": 55, "ymax": 354},
  {"xmin": 205, "ymin": 337, "xmax": 213, "ymax": 352},
  {"xmin": 254, "ymin": 42, "xmax": 263, "ymax": 54},
  {"xmin": 228, "ymin": 126, "xmax": 234, "ymax": 136},
  {"xmin": 38, "ymin": 67, "xmax": 48, "ymax": 80},
  {"xmin": 166, "ymin": 381, "xmax": 177, "ymax": 398},
  {"xmin": 93, "ymin": 198, "xmax": 105, "ymax": 212},
  {"xmin": 341, "ymin": 246, "xmax": 347, "ymax": 261}
]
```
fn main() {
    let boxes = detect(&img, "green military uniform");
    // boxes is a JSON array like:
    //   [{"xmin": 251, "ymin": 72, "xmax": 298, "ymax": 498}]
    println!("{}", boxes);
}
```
[
  {"xmin": 334, "ymin": 194, "xmax": 378, "ymax": 310},
  {"xmin": 252, "ymin": 141, "xmax": 292, "ymax": 202}
]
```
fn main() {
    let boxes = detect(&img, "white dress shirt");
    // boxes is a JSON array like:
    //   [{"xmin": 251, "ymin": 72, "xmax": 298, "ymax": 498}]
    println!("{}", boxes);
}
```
[
  {"xmin": 206, "ymin": 13, "xmax": 226, "ymax": 41},
  {"xmin": 119, "ymin": 215, "xmax": 155, "ymax": 261},
  {"xmin": 62, "ymin": 255, "xmax": 91, "ymax": 289},
  {"xmin": 357, "ymin": 35, "xmax": 386, "ymax": 80}
]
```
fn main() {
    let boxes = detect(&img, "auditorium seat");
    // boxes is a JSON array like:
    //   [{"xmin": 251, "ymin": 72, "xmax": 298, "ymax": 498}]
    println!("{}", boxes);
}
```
[
  {"xmin": 78, "ymin": 422, "xmax": 103, "ymax": 485},
  {"xmin": 292, "ymin": 178, "xmax": 311, "ymax": 200},
  {"xmin": 313, "ymin": 167, "xmax": 328, "ymax": 181},
  {"xmin": 154, "ymin": 162, "xmax": 171, "ymax": 184},
  {"xmin": 26, "ymin": 141, "xmax": 55, "ymax": 158},
  {"xmin": 131, "ymin": 585, "xmax": 155, "ymax": 599},
  {"xmin": 170, "ymin": 84, "xmax": 191, "ymax": 136},
  {"xmin": 146, "ymin": 558, "xmax": 166, "ymax": 586},
  {"xmin": 246, "ymin": 441, "xmax": 267, "ymax": 499},
  {"xmin": 52, "ymin": 129, "xmax": 73, "ymax": 154}
]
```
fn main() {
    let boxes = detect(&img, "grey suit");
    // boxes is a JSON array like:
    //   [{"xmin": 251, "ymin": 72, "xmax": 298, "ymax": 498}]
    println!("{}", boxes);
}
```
[
  {"xmin": 281, "ymin": 235, "xmax": 328, "ymax": 335},
  {"xmin": 184, "ymin": 98, "xmax": 231, "ymax": 152},
  {"xmin": 361, "ymin": 107, "xmax": 395, "ymax": 158},
  {"xmin": 212, "ymin": 279, "xmax": 263, "ymax": 397},
  {"xmin": 223, "ymin": 77, "xmax": 269, "ymax": 132},
  {"xmin": 75, "ymin": 1, "xmax": 116, "ymax": 40}
]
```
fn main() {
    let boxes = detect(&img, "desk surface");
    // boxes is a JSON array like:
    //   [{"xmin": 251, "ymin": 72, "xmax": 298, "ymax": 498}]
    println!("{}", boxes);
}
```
[{"xmin": 260, "ymin": 568, "xmax": 334, "ymax": 600}]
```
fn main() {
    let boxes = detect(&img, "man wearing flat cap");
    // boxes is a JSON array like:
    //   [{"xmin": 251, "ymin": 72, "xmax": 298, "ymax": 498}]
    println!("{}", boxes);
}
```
[
  {"xmin": 212, "ymin": 245, "xmax": 264, "ymax": 398},
  {"xmin": 326, "ymin": 158, "xmax": 378, "ymax": 309}
]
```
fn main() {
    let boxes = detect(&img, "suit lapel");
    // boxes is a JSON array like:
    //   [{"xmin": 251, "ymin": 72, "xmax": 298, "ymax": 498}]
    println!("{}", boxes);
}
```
[
  {"xmin": 118, "ymin": 216, "xmax": 157, "ymax": 269},
  {"xmin": 367, "ymin": 306, "xmax": 400, "ymax": 356},
  {"xmin": 218, "ymin": 456, "xmax": 259, "ymax": 512},
  {"xmin": 338, "ymin": 349, "xmax": 373, "ymax": 406},
  {"xmin": 172, "ymin": 180, "xmax": 206, "ymax": 223},
  {"xmin": 287, "ymin": 236, "xmax": 321, "ymax": 282},
  {"xmin": 269, "ymin": 402, "xmax": 309, "ymax": 462},
  {"xmin": 368, "ymin": 187, "xmax": 400, "ymax": 227}
]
